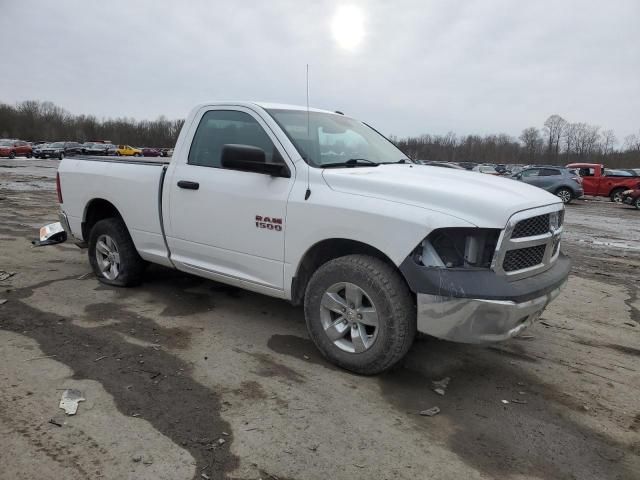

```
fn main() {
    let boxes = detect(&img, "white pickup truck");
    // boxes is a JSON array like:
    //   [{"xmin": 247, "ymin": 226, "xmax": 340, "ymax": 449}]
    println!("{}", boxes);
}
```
[{"xmin": 57, "ymin": 102, "xmax": 570, "ymax": 374}]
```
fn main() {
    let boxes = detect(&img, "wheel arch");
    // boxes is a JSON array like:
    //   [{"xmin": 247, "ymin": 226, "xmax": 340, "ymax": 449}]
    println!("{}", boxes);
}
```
[
  {"xmin": 82, "ymin": 198, "xmax": 125, "ymax": 241},
  {"xmin": 290, "ymin": 238, "xmax": 401, "ymax": 306}
]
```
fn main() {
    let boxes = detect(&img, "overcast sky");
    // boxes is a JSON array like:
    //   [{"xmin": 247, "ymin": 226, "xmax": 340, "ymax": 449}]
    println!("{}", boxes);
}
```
[{"xmin": 1, "ymin": 0, "xmax": 638, "ymax": 139}]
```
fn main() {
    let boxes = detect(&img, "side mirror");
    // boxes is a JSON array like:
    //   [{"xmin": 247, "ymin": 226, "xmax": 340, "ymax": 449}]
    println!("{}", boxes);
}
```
[{"xmin": 221, "ymin": 144, "xmax": 290, "ymax": 178}]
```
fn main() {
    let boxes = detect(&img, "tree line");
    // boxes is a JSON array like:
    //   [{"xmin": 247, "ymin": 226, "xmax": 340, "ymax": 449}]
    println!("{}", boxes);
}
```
[
  {"xmin": 393, "ymin": 114, "xmax": 639, "ymax": 168},
  {"xmin": 0, "ymin": 100, "xmax": 184, "ymax": 148},
  {"xmin": 1, "ymin": 100, "xmax": 638, "ymax": 167}
]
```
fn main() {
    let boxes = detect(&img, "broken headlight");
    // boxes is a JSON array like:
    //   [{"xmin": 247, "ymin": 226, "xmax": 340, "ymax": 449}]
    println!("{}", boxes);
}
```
[{"xmin": 412, "ymin": 228, "xmax": 501, "ymax": 269}]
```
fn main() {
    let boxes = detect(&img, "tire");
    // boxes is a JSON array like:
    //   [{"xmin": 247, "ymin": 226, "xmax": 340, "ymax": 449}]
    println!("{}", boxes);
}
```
[
  {"xmin": 9, "ymin": 151, "xmax": 15, "ymax": 159},
  {"xmin": 635, "ymin": 197, "xmax": 640, "ymax": 210},
  {"xmin": 59, "ymin": 152, "xmax": 64, "ymax": 160},
  {"xmin": 610, "ymin": 188, "xmax": 625, "ymax": 203},
  {"xmin": 88, "ymin": 218, "xmax": 146, "ymax": 287},
  {"xmin": 304, "ymin": 254, "xmax": 416, "ymax": 375},
  {"xmin": 134, "ymin": 153, "xmax": 141, "ymax": 157},
  {"xmin": 555, "ymin": 187, "xmax": 572, "ymax": 204},
  {"xmin": 26, "ymin": 152, "xmax": 32, "ymax": 158}
]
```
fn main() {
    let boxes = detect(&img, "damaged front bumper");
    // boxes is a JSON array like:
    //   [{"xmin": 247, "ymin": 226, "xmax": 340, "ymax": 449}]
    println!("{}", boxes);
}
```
[
  {"xmin": 416, "ymin": 284, "xmax": 564, "ymax": 343},
  {"xmin": 400, "ymin": 254, "xmax": 571, "ymax": 343}
]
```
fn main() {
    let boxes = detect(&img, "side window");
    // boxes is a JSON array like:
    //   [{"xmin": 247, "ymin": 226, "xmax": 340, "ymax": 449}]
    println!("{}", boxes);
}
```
[
  {"xmin": 540, "ymin": 168, "xmax": 560, "ymax": 176},
  {"xmin": 579, "ymin": 168, "xmax": 594, "ymax": 176},
  {"xmin": 521, "ymin": 169, "xmax": 540, "ymax": 177},
  {"xmin": 188, "ymin": 110, "xmax": 282, "ymax": 168}
]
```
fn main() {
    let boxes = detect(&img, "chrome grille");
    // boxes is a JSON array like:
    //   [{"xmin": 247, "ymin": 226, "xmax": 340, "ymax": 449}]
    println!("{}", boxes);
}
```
[
  {"xmin": 503, "ymin": 245, "xmax": 546, "ymax": 272},
  {"xmin": 492, "ymin": 204, "xmax": 564, "ymax": 281},
  {"xmin": 512, "ymin": 214, "xmax": 550, "ymax": 238}
]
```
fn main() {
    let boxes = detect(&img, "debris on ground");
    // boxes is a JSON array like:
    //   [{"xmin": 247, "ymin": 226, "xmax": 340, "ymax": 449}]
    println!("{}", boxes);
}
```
[
  {"xmin": 0, "ymin": 299, "xmax": 7, "ymax": 305},
  {"xmin": 77, "ymin": 272, "xmax": 94, "ymax": 280},
  {"xmin": 419, "ymin": 406, "xmax": 441, "ymax": 417},
  {"xmin": 25, "ymin": 354, "xmax": 57, "ymax": 362},
  {"xmin": 201, "ymin": 473, "xmax": 210, "ymax": 479},
  {"xmin": 0, "ymin": 271, "xmax": 16, "ymax": 282},
  {"xmin": 132, "ymin": 454, "xmax": 142, "ymax": 463},
  {"xmin": 48, "ymin": 418, "xmax": 62, "ymax": 427},
  {"xmin": 511, "ymin": 399, "xmax": 528, "ymax": 404},
  {"xmin": 59, "ymin": 389, "xmax": 86, "ymax": 415},
  {"xmin": 432, "ymin": 377, "xmax": 450, "ymax": 396},
  {"xmin": 501, "ymin": 399, "xmax": 510, "ymax": 404},
  {"xmin": 217, "ymin": 438, "xmax": 226, "ymax": 445}
]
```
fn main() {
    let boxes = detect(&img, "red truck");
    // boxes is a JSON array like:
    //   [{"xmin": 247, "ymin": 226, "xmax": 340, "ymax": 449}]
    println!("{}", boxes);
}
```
[{"xmin": 566, "ymin": 163, "xmax": 640, "ymax": 202}]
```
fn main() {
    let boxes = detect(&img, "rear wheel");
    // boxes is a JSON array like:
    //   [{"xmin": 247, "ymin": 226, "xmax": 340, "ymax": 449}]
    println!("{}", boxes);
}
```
[
  {"xmin": 610, "ymin": 188, "xmax": 625, "ymax": 203},
  {"xmin": 58, "ymin": 152, "xmax": 64, "ymax": 160},
  {"xmin": 556, "ymin": 187, "xmax": 572, "ymax": 204},
  {"xmin": 9, "ymin": 151, "xmax": 15, "ymax": 159},
  {"xmin": 88, "ymin": 218, "xmax": 146, "ymax": 287},
  {"xmin": 26, "ymin": 152, "xmax": 32, "ymax": 158},
  {"xmin": 635, "ymin": 197, "xmax": 640, "ymax": 210},
  {"xmin": 304, "ymin": 254, "xmax": 416, "ymax": 375}
]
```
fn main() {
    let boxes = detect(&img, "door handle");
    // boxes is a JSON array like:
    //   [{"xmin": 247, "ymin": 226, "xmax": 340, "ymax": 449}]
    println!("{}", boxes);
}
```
[{"xmin": 177, "ymin": 180, "xmax": 199, "ymax": 190}]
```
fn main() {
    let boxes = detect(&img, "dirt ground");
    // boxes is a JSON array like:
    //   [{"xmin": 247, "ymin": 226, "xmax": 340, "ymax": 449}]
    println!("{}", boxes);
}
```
[{"xmin": 1, "ymin": 157, "xmax": 639, "ymax": 480}]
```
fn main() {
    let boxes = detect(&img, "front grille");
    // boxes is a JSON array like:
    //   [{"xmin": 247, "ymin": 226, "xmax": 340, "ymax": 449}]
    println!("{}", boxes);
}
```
[
  {"xmin": 511, "ymin": 214, "xmax": 550, "ymax": 238},
  {"xmin": 503, "ymin": 245, "xmax": 546, "ymax": 272}
]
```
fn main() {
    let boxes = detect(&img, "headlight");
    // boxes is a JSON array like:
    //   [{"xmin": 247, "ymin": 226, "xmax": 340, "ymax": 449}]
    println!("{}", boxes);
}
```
[{"xmin": 412, "ymin": 228, "xmax": 501, "ymax": 268}]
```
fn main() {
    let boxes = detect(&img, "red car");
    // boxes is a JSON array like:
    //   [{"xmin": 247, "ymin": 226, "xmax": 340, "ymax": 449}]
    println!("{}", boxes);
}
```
[
  {"xmin": 566, "ymin": 163, "xmax": 640, "ymax": 202},
  {"xmin": 141, "ymin": 147, "xmax": 162, "ymax": 157},
  {"xmin": 622, "ymin": 188, "xmax": 640, "ymax": 209},
  {"xmin": 0, "ymin": 139, "xmax": 33, "ymax": 158}
]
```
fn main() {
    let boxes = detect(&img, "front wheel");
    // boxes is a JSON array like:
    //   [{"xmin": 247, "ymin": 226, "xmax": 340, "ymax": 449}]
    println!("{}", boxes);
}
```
[
  {"xmin": 611, "ymin": 188, "xmax": 625, "ymax": 203},
  {"xmin": 635, "ymin": 197, "xmax": 640, "ymax": 210},
  {"xmin": 555, "ymin": 187, "xmax": 573, "ymax": 204},
  {"xmin": 88, "ymin": 218, "xmax": 146, "ymax": 287},
  {"xmin": 304, "ymin": 255, "xmax": 416, "ymax": 375},
  {"xmin": 9, "ymin": 151, "xmax": 15, "ymax": 159}
]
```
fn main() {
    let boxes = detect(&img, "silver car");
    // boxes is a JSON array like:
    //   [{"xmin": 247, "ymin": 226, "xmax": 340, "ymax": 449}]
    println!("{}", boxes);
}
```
[{"xmin": 512, "ymin": 166, "xmax": 584, "ymax": 204}]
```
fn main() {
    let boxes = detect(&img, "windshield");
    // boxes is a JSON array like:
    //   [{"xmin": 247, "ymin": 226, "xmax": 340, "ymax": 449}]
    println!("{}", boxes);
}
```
[
  {"xmin": 0, "ymin": 140, "xmax": 12, "ymax": 146},
  {"xmin": 267, "ymin": 109, "xmax": 409, "ymax": 167}
]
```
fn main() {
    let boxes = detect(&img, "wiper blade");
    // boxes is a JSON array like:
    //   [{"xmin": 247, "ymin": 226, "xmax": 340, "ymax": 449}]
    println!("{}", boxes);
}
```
[
  {"xmin": 379, "ymin": 158, "xmax": 411, "ymax": 165},
  {"xmin": 322, "ymin": 158, "xmax": 379, "ymax": 168}
]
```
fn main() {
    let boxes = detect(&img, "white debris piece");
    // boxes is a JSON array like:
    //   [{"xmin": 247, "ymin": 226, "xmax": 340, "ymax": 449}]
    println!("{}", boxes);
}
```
[
  {"xmin": 419, "ymin": 406, "xmax": 441, "ymax": 417},
  {"xmin": 59, "ymin": 389, "xmax": 86, "ymax": 415}
]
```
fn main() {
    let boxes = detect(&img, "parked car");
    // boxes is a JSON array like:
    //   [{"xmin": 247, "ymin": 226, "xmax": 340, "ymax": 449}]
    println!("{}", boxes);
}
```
[
  {"xmin": 473, "ymin": 164, "xmax": 500, "ymax": 175},
  {"xmin": 566, "ymin": 163, "xmax": 640, "ymax": 202},
  {"xmin": 104, "ymin": 144, "xmax": 119, "ymax": 156},
  {"xmin": 419, "ymin": 161, "xmax": 465, "ymax": 170},
  {"xmin": 457, "ymin": 161, "xmax": 478, "ymax": 170},
  {"xmin": 84, "ymin": 143, "xmax": 113, "ymax": 155},
  {"xmin": 621, "ymin": 188, "xmax": 640, "ymax": 209},
  {"xmin": 0, "ymin": 139, "xmax": 33, "ymax": 158},
  {"xmin": 115, "ymin": 145, "xmax": 142, "ymax": 156},
  {"xmin": 512, "ymin": 167, "xmax": 583, "ymax": 204},
  {"xmin": 141, "ymin": 147, "xmax": 162, "ymax": 157},
  {"xmin": 57, "ymin": 101, "xmax": 570, "ymax": 375},
  {"xmin": 33, "ymin": 143, "xmax": 51, "ymax": 158},
  {"xmin": 39, "ymin": 141, "xmax": 83, "ymax": 159}
]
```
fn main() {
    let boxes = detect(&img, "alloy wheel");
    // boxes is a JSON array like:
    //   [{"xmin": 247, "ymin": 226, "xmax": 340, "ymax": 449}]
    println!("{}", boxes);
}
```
[
  {"xmin": 95, "ymin": 234, "xmax": 121, "ymax": 280},
  {"xmin": 319, "ymin": 282, "xmax": 379, "ymax": 353}
]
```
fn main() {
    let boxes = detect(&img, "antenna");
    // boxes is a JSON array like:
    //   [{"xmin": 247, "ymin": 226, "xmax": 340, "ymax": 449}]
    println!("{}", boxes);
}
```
[{"xmin": 304, "ymin": 64, "xmax": 311, "ymax": 200}]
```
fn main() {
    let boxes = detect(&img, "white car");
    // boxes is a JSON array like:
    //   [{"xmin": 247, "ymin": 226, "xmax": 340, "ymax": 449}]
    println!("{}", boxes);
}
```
[{"xmin": 56, "ymin": 102, "xmax": 570, "ymax": 374}]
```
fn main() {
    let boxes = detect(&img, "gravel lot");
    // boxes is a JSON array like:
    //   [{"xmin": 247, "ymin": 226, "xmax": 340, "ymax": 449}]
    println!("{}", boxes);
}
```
[{"xmin": 1, "ymin": 158, "xmax": 639, "ymax": 480}]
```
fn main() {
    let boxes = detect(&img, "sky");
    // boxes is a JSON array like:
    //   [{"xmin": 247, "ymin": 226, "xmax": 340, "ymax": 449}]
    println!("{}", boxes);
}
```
[{"xmin": 1, "ymin": 0, "xmax": 638, "ymax": 140}]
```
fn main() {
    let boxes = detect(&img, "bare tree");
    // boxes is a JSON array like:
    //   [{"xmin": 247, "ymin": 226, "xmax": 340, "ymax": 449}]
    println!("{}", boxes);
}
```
[
  {"xmin": 520, "ymin": 127, "xmax": 543, "ymax": 162},
  {"xmin": 624, "ymin": 131, "xmax": 640, "ymax": 152},
  {"xmin": 600, "ymin": 129, "xmax": 617, "ymax": 156},
  {"xmin": 543, "ymin": 114, "xmax": 566, "ymax": 161}
]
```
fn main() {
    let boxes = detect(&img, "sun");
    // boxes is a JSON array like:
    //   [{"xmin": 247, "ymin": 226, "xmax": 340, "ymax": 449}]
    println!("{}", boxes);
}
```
[{"xmin": 331, "ymin": 5, "xmax": 365, "ymax": 51}]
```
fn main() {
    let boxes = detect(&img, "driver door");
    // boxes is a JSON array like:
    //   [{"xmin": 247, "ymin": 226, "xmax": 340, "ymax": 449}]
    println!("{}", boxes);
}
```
[{"xmin": 165, "ymin": 107, "xmax": 294, "ymax": 293}]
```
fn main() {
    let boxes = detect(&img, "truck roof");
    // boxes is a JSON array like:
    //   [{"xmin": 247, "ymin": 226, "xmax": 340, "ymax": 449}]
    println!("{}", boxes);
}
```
[{"xmin": 194, "ymin": 101, "xmax": 340, "ymax": 115}]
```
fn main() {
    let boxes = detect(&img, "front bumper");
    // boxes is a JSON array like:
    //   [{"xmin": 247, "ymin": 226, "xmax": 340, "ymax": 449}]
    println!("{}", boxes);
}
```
[
  {"xmin": 400, "ymin": 253, "xmax": 571, "ymax": 343},
  {"xmin": 417, "ymin": 284, "xmax": 564, "ymax": 343}
]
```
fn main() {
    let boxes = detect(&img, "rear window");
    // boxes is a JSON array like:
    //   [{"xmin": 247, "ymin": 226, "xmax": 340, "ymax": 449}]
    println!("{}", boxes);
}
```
[{"xmin": 539, "ymin": 168, "xmax": 561, "ymax": 176}]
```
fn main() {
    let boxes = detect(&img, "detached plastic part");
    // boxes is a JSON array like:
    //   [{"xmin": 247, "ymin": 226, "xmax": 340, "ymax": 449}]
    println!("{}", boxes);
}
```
[{"xmin": 32, "ymin": 222, "xmax": 67, "ymax": 247}]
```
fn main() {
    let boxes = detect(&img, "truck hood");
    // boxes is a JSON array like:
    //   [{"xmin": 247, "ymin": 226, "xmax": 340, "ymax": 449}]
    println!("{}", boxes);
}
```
[{"xmin": 322, "ymin": 164, "xmax": 561, "ymax": 228}]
